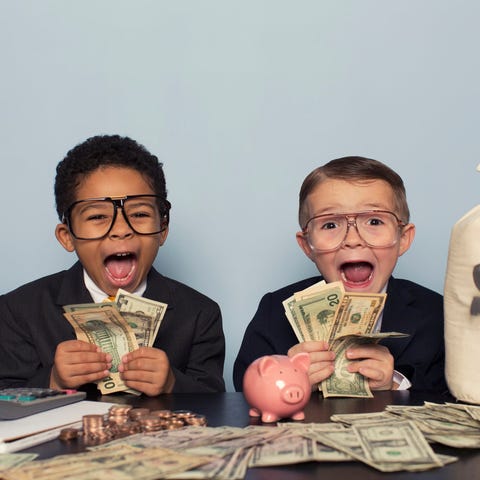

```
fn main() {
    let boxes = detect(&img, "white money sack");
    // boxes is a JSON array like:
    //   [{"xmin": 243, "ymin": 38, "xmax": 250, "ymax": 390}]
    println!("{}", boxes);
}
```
[{"xmin": 444, "ymin": 169, "xmax": 480, "ymax": 403}]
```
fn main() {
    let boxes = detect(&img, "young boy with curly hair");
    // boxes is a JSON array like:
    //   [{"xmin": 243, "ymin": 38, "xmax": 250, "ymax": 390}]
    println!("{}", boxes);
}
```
[{"xmin": 0, "ymin": 135, "xmax": 225, "ymax": 395}]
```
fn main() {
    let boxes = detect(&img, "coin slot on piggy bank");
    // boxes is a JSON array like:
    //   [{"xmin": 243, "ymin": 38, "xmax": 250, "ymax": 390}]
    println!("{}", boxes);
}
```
[{"xmin": 242, "ymin": 353, "xmax": 311, "ymax": 423}]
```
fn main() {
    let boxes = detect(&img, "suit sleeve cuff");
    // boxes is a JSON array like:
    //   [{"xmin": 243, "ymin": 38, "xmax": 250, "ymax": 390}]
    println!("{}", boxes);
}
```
[{"xmin": 393, "ymin": 370, "xmax": 411, "ymax": 390}]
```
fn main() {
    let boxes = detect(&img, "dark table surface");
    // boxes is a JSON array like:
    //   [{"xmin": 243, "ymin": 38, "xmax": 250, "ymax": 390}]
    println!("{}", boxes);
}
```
[{"xmin": 17, "ymin": 390, "xmax": 480, "ymax": 479}]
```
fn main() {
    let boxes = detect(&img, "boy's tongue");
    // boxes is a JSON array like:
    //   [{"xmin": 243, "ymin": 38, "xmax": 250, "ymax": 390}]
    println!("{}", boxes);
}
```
[
  {"xmin": 105, "ymin": 255, "xmax": 134, "ymax": 279},
  {"xmin": 342, "ymin": 262, "xmax": 372, "ymax": 283}
]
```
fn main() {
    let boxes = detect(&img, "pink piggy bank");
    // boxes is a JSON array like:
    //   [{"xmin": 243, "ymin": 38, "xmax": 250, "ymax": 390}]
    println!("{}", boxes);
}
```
[{"xmin": 243, "ymin": 353, "xmax": 311, "ymax": 423}]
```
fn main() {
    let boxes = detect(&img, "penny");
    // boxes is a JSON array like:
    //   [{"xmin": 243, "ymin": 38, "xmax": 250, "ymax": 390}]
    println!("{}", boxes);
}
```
[{"xmin": 59, "ymin": 427, "xmax": 79, "ymax": 441}]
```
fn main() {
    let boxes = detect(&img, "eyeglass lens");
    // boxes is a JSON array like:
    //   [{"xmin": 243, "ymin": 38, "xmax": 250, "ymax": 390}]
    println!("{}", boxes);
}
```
[
  {"xmin": 69, "ymin": 196, "xmax": 164, "ymax": 239},
  {"xmin": 306, "ymin": 211, "xmax": 401, "ymax": 251}
]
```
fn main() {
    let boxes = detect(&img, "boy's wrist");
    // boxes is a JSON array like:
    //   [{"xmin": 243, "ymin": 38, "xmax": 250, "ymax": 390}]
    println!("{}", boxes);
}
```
[
  {"xmin": 163, "ymin": 368, "xmax": 176, "ymax": 393},
  {"xmin": 49, "ymin": 368, "xmax": 62, "ymax": 390}
]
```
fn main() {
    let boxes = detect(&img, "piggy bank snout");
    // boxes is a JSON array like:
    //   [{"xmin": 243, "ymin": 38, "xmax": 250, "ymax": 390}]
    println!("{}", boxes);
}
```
[{"xmin": 281, "ymin": 384, "xmax": 305, "ymax": 404}]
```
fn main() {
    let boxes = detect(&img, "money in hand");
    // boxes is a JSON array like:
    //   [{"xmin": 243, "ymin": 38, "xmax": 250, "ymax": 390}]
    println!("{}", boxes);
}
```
[
  {"xmin": 63, "ymin": 291, "xmax": 167, "ymax": 394},
  {"xmin": 283, "ymin": 282, "xmax": 393, "ymax": 398},
  {"xmin": 115, "ymin": 289, "xmax": 167, "ymax": 348},
  {"xmin": 63, "ymin": 307, "xmax": 139, "ymax": 394}
]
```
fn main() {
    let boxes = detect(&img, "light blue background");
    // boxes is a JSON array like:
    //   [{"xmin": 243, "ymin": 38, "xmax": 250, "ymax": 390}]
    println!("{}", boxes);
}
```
[{"xmin": 1, "ymin": 1, "xmax": 479, "ymax": 391}]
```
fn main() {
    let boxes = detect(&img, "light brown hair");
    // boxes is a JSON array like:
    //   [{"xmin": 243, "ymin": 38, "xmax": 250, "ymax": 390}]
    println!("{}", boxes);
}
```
[{"xmin": 298, "ymin": 156, "xmax": 410, "ymax": 228}]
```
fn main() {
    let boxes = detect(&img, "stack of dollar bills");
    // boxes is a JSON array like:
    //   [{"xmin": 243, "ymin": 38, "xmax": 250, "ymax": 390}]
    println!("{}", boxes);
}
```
[
  {"xmin": 63, "ymin": 289, "xmax": 167, "ymax": 394},
  {"xmin": 283, "ymin": 280, "xmax": 408, "ymax": 398}
]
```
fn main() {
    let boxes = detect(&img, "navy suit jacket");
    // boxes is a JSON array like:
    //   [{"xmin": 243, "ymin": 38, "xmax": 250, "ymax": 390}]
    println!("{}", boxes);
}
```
[
  {"xmin": 0, "ymin": 261, "xmax": 225, "ymax": 393},
  {"xmin": 233, "ymin": 276, "xmax": 447, "ymax": 394}
]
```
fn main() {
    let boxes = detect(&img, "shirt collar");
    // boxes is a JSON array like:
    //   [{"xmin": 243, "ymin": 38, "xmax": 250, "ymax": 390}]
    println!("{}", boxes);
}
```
[{"xmin": 83, "ymin": 270, "xmax": 147, "ymax": 303}]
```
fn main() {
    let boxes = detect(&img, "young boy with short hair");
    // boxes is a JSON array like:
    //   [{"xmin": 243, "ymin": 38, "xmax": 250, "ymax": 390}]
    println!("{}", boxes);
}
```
[
  {"xmin": 233, "ymin": 156, "xmax": 447, "ymax": 394},
  {"xmin": 0, "ymin": 135, "xmax": 225, "ymax": 395}
]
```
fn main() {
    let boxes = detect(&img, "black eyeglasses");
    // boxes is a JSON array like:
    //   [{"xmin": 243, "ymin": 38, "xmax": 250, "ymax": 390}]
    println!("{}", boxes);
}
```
[{"xmin": 62, "ymin": 195, "xmax": 171, "ymax": 240}]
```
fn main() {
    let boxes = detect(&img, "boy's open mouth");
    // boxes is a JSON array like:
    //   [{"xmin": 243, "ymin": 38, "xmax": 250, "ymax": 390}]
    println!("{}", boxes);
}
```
[
  {"xmin": 104, "ymin": 252, "xmax": 136, "ymax": 281},
  {"xmin": 341, "ymin": 261, "xmax": 373, "ymax": 284}
]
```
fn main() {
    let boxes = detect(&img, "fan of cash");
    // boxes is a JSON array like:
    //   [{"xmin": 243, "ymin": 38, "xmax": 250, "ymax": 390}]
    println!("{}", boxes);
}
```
[
  {"xmin": 283, "ymin": 280, "xmax": 408, "ymax": 398},
  {"xmin": 63, "ymin": 290, "xmax": 167, "ymax": 395}
]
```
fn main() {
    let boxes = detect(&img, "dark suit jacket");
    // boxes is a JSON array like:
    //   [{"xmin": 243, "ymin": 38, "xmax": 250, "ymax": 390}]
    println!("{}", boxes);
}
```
[
  {"xmin": 0, "ymin": 262, "xmax": 225, "ymax": 393},
  {"xmin": 233, "ymin": 276, "xmax": 447, "ymax": 394}
]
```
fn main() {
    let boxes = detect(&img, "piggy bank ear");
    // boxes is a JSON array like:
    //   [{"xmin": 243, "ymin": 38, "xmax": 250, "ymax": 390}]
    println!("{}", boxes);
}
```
[
  {"xmin": 257, "ymin": 355, "xmax": 280, "ymax": 376},
  {"xmin": 290, "ymin": 352, "xmax": 310, "ymax": 372}
]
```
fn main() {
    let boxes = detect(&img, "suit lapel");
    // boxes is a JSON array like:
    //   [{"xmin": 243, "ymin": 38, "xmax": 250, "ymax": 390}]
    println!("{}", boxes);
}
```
[
  {"xmin": 144, "ymin": 268, "xmax": 175, "ymax": 311},
  {"xmin": 56, "ymin": 261, "xmax": 94, "ymax": 307},
  {"xmin": 380, "ymin": 278, "xmax": 417, "ymax": 359}
]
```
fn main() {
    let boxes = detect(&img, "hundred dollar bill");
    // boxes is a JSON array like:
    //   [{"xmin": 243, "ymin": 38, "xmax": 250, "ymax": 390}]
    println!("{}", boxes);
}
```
[
  {"xmin": 63, "ymin": 307, "xmax": 139, "ymax": 394},
  {"xmin": 65, "ymin": 301, "xmax": 153, "ymax": 348},
  {"xmin": 65, "ymin": 293, "xmax": 168, "ymax": 348},
  {"xmin": 327, "ymin": 292, "xmax": 386, "ymax": 343},
  {"xmin": 115, "ymin": 289, "xmax": 167, "ymax": 348}
]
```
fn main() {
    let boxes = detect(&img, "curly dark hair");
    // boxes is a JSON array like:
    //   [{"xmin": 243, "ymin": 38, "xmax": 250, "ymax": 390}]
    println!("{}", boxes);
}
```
[{"xmin": 54, "ymin": 135, "xmax": 168, "ymax": 221}]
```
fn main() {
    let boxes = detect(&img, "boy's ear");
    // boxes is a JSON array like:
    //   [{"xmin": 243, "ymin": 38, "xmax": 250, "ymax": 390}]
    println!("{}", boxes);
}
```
[
  {"xmin": 296, "ymin": 231, "xmax": 315, "ymax": 261},
  {"xmin": 398, "ymin": 223, "xmax": 416, "ymax": 257},
  {"xmin": 55, "ymin": 223, "xmax": 75, "ymax": 252},
  {"xmin": 159, "ymin": 226, "xmax": 169, "ymax": 246}
]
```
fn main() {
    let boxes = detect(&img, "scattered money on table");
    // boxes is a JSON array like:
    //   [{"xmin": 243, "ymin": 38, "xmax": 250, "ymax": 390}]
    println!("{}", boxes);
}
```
[
  {"xmin": 63, "ymin": 289, "xmax": 167, "ymax": 395},
  {"xmin": 283, "ymin": 281, "xmax": 408, "ymax": 397},
  {"xmin": 4, "ymin": 401, "xmax": 476, "ymax": 479},
  {"xmin": 0, "ymin": 453, "xmax": 38, "ymax": 472}
]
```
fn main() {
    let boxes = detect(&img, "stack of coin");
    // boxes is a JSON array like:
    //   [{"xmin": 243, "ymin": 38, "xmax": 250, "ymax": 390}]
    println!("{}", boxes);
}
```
[
  {"xmin": 137, "ymin": 414, "xmax": 168, "ymax": 432},
  {"xmin": 108, "ymin": 404, "xmax": 133, "ymax": 424},
  {"xmin": 175, "ymin": 410, "xmax": 206, "ymax": 426},
  {"xmin": 128, "ymin": 408, "xmax": 150, "ymax": 421},
  {"xmin": 59, "ymin": 427, "xmax": 79, "ymax": 441},
  {"xmin": 59, "ymin": 406, "xmax": 208, "ymax": 444},
  {"xmin": 114, "ymin": 420, "xmax": 142, "ymax": 437},
  {"xmin": 185, "ymin": 414, "xmax": 207, "ymax": 426},
  {"xmin": 83, "ymin": 413, "xmax": 112, "ymax": 442},
  {"xmin": 150, "ymin": 409, "xmax": 172, "ymax": 419}
]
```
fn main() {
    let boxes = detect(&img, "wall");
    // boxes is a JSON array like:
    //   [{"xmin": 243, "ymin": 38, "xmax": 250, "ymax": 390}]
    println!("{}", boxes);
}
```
[{"xmin": 1, "ymin": 1, "xmax": 479, "ymax": 391}]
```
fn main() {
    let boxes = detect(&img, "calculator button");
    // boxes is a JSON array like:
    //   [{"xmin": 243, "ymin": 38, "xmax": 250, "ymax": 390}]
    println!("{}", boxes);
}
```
[{"xmin": 0, "ymin": 388, "xmax": 86, "ymax": 419}]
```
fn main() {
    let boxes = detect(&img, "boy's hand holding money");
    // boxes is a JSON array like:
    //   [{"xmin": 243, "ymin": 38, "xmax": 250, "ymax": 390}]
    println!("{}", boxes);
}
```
[
  {"xmin": 288, "ymin": 340, "xmax": 335, "ymax": 388},
  {"xmin": 346, "ymin": 343, "xmax": 394, "ymax": 390},
  {"xmin": 119, "ymin": 346, "xmax": 175, "ymax": 395},
  {"xmin": 50, "ymin": 339, "xmax": 112, "ymax": 390}
]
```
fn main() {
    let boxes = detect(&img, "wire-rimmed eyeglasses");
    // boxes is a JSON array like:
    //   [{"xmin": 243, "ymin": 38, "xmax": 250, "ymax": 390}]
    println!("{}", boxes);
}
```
[{"xmin": 301, "ymin": 210, "xmax": 406, "ymax": 253}]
